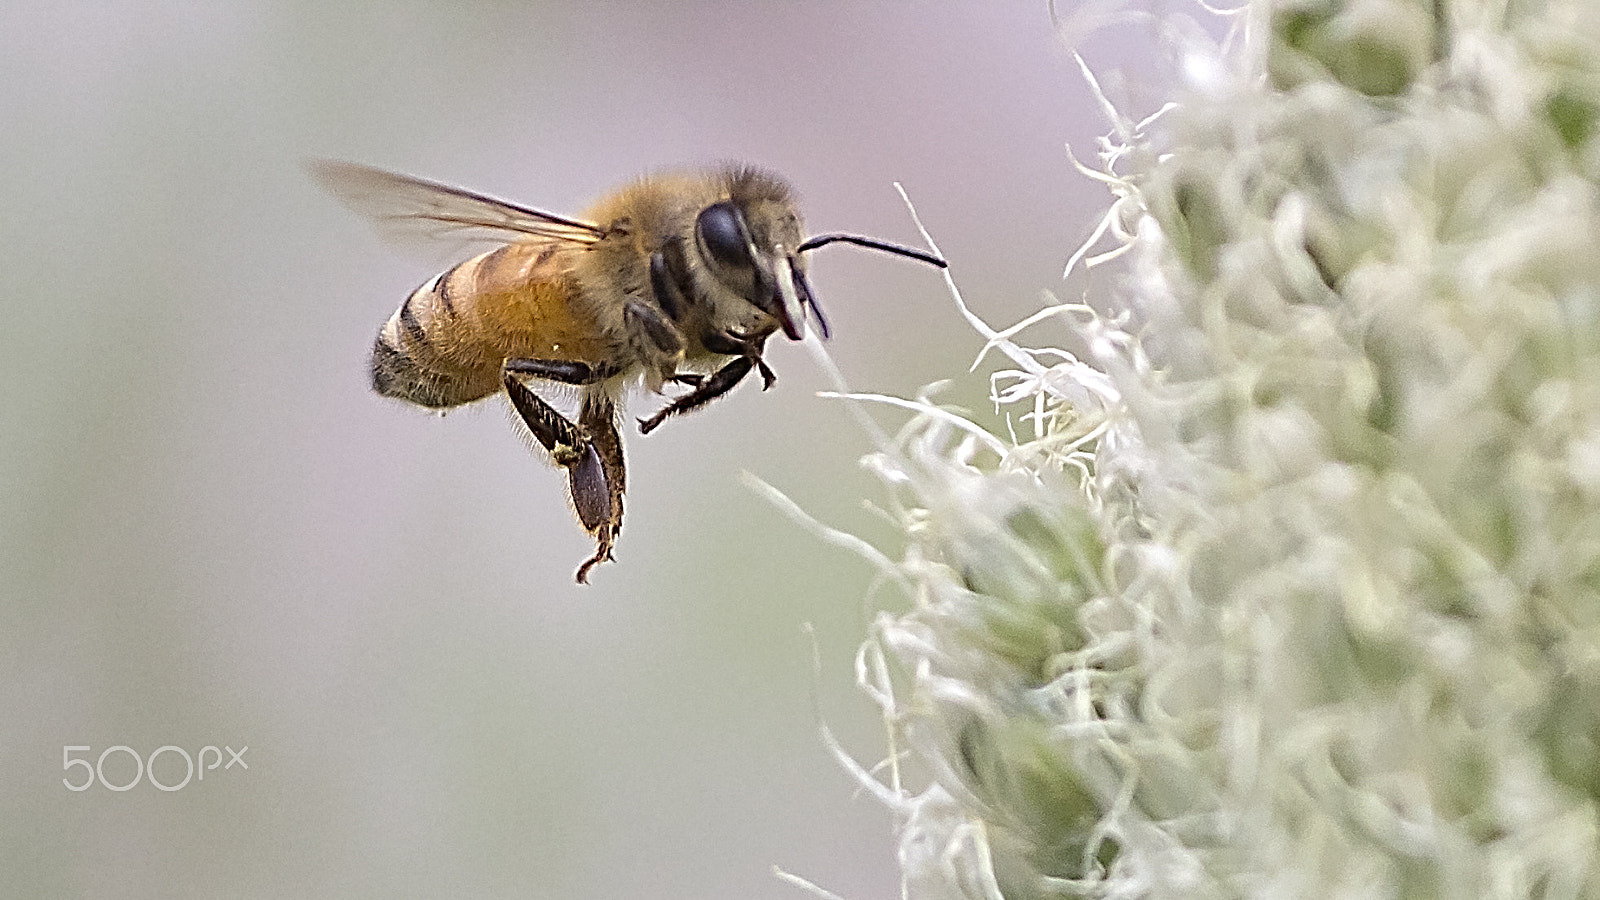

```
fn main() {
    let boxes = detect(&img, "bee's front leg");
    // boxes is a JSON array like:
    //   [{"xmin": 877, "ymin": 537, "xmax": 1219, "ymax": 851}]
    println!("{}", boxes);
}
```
[
  {"xmin": 637, "ymin": 354, "xmax": 759, "ymax": 435},
  {"xmin": 638, "ymin": 333, "xmax": 773, "ymax": 435}
]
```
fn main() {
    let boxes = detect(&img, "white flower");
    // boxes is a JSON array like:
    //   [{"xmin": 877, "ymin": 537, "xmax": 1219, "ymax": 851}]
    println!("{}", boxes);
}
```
[{"xmin": 819, "ymin": 0, "xmax": 1600, "ymax": 896}]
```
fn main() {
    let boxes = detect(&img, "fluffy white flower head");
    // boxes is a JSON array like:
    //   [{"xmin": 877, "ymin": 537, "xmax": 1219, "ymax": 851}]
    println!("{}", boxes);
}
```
[{"xmin": 807, "ymin": 0, "xmax": 1600, "ymax": 897}]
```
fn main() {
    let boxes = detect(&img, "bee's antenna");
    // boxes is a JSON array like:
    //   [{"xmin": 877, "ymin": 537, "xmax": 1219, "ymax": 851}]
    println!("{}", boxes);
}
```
[{"xmin": 796, "ymin": 233, "xmax": 948, "ymax": 269}]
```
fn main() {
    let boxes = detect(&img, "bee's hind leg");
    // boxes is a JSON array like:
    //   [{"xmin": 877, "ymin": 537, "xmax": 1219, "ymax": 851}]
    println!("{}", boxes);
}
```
[
  {"xmin": 573, "ymin": 394, "xmax": 624, "ymax": 584},
  {"xmin": 501, "ymin": 362, "xmax": 626, "ymax": 584}
]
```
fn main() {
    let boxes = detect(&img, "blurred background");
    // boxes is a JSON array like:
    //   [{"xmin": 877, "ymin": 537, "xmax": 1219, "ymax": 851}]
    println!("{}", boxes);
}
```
[{"xmin": 0, "ymin": 2, "xmax": 1162, "ymax": 897}]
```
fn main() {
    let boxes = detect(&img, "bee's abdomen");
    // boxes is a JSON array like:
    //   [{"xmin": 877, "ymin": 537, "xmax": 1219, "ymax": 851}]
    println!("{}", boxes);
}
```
[
  {"xmin": 370, "ymin": 332, "xmax": 459, "ymax": 408},
  {"xmin": 369, "ymin": 262, "xmax": 495, "ymax": 408}
]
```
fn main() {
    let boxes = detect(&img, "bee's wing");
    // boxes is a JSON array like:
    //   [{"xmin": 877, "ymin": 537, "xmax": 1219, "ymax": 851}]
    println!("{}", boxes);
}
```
[{"xmin": 307, "ymin": 160, "xmax": 607, "ymax": 257}]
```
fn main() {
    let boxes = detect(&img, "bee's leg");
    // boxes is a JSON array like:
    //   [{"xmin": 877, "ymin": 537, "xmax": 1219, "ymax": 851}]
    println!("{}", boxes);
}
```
[
  {"xmin": 500, "ymin": 366, "xmax": 623, "ymax": 583},
  {"xmin": 622, "ymin": 297, "xmax": 693, "ymax": 392},
  {"xmin": 649, "ymin": 248, "xmax": 691, "ymax": 322},
  {"xmin": 502, "ymin": 355, "xmax": 623, "ymax": 521},
  {"xmin": 702, "ymin": 332, "xmax": 776, "ymax": 389},
  {"xmin": 574, "ymin": 394, "xmax": 625, "ymax": 584},
  {"xmin": 502, "ymin": 368, "xmax": 588, "ymax": 461},
  {"xmin": 624, "ymin": 299, "xmax": 685, "ymax": 357},
  {"xmin": 637, "ymin": 355, "xmax": 756, "ymax": 435},
  {"xmin": 503, "ymin": 358, "xmax": 620, "ymax": 385},
  {"xmin": 753, "ymin": 357, "xmax": 777, "ymax": 389}
]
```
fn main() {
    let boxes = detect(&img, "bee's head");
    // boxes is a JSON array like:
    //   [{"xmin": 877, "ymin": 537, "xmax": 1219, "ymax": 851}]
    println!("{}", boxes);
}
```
[
  {"xmin": 694, "ymin": 168, "xmax": 947, "ymax": 342},
  {"xmin": 694, "ymin": 198, "xmax": 816, "ymax": 341},
  {"xmin": 689, "ymin": 168, "xmax": 815, "ymax": 340}
]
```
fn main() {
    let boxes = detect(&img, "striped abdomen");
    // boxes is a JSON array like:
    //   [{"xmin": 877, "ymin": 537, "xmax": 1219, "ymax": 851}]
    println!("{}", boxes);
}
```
[
  {"xmin": 370, "ymin": 242, "xmax": 602, "ymax": 408},
  {"xmin": 370, "ymin": 254, "xmax": 491, "ymax": 408}
]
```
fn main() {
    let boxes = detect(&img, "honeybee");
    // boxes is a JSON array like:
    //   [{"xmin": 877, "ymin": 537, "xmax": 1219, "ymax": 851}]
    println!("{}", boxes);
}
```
[{"xmin": 310, "ymin": 160, "xmax": 945, "ymax": 582}]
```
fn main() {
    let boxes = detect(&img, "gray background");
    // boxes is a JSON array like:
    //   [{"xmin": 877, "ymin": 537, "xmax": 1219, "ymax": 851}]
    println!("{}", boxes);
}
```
[{"xmin": 1, "ymin": 2, "xmax": 1153, "ymax": 897}]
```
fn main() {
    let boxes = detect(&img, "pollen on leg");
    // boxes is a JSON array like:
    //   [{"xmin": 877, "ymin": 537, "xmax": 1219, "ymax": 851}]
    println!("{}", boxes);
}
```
[{"xmin": 552, "ymin": 440, "xmax": 586, "ymax": 467}]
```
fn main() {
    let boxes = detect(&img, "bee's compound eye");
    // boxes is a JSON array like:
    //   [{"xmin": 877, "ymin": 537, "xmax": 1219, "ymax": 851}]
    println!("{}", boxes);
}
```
[{"xmin": 696, "ymin": 202, "xmax": 754, "ymax": 270}]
